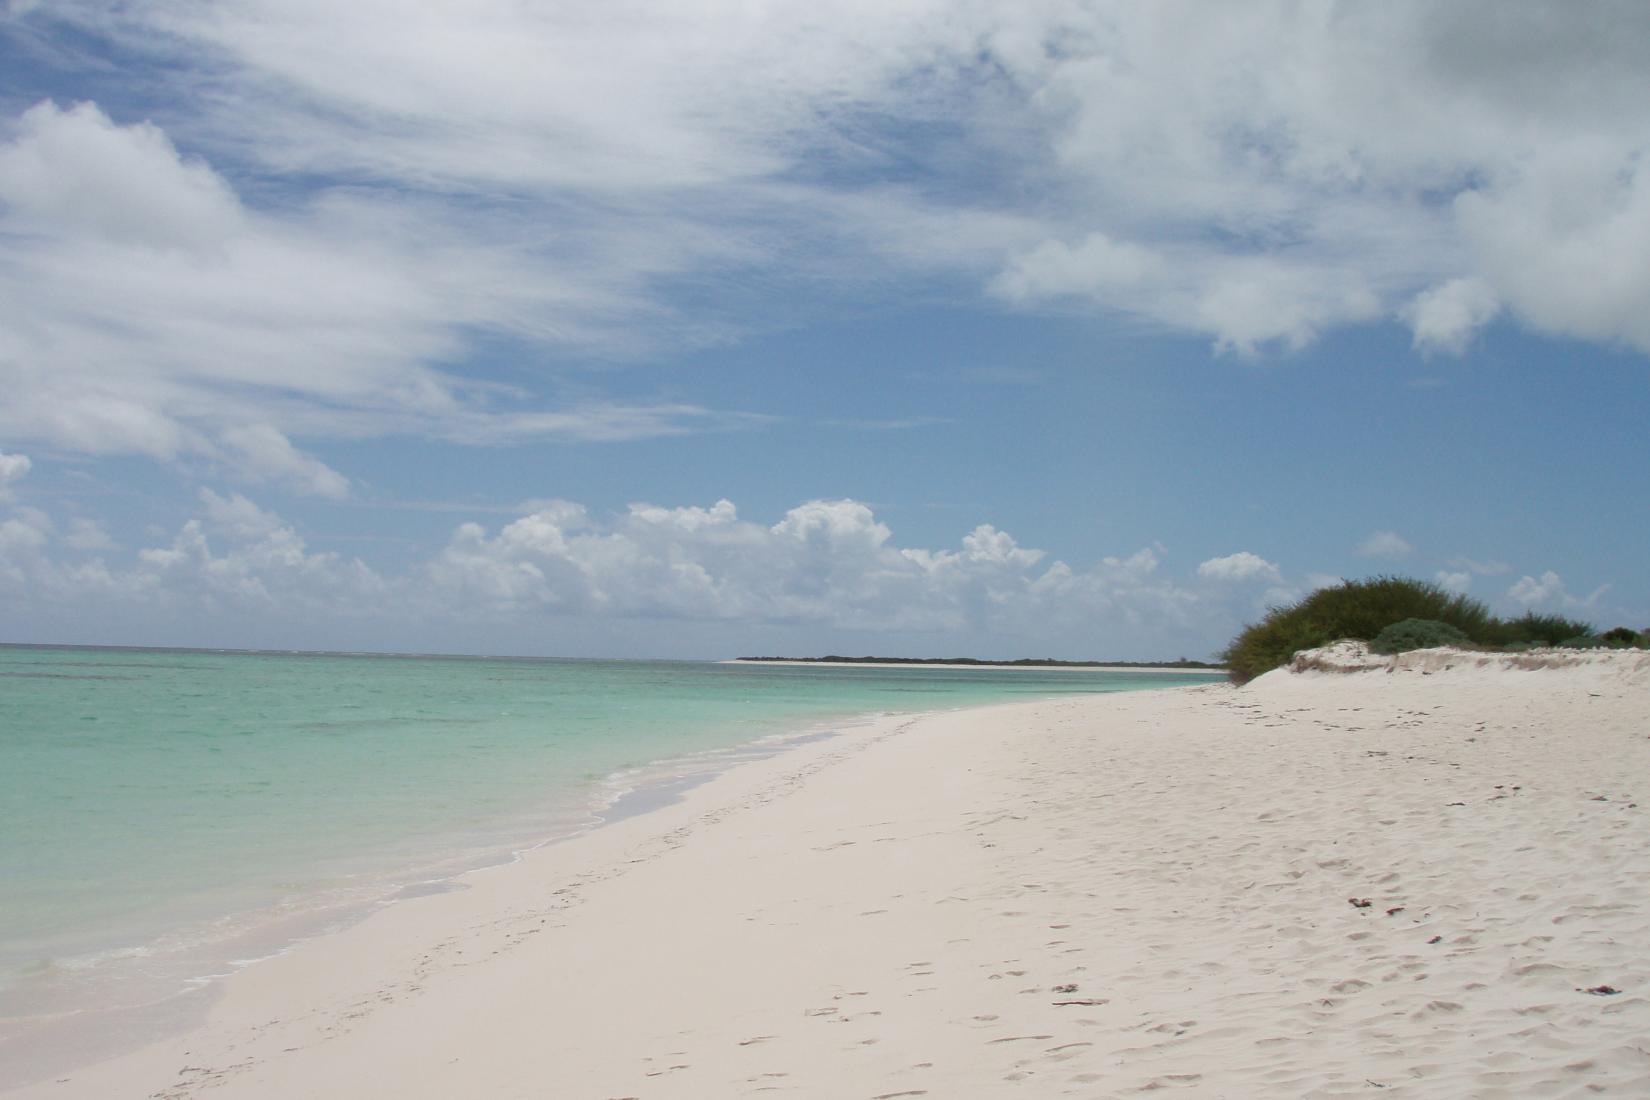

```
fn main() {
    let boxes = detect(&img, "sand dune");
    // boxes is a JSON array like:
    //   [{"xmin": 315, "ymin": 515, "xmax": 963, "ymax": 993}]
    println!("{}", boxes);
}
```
[{"xmin": 12, "ymin": 646, "xmax": 1649, "ymax": 1097}]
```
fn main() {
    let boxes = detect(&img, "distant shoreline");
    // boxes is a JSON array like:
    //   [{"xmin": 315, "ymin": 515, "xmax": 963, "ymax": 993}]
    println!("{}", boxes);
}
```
[
  {"xmin": 0, "ymin": 642, "xmax": 1225, "ymax": 672},
  {"xmin": 730, "ymin": 656, "xmax": 1225, "ymax": 673}
]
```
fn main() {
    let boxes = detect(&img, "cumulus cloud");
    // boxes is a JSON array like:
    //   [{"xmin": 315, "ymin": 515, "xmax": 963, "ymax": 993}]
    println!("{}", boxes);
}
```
[
  {"xmin": 2, "ymin": 490, "xmax": 1217, "ymax": 650},
  {"xmin": 1507, "ymin": 570, "xmax": 1608, "ymax": 611},
  {"xmin": 960, "ymin": 524, "xmax": 1045, "ymax": 569},
  {"xmin": 0, "ymin": 487, "xmax": 380, "ymax": 626},
  {"xmin": 0, "ymin": 100, "xmax": 244, "ymax": 250},
  {"xmin": 12, "ymin": 482, "xmax": 1628, "ymax": 655},
  {"xmin": 1455, "ymin": 144, "xmax": 1650, "ymax": 352},
  {"xmin": 1403, "ymin": 278, "xmax": 1501, "ymax": 355},
  {"xmin": 1196, "ymin": 551, "xmax": 1282, "ymax": 584},
  {"xmin": 1001, "ymin": 2, "xmax": 1650, "ymax": 354},
  {"xmin": 1357, "ymin": 531, "xmax": 1413, "ymax": 558},
  {"xmin": 0, "ymin": 451, "xmax": 29, "ymax": 499},
  {"xmin": 0, "ymin": 506, "xmax": 54, "ymax": 586},
  {"xmin": 426, "ymin": 498, "xmax": 1067, "ymax": 632}
]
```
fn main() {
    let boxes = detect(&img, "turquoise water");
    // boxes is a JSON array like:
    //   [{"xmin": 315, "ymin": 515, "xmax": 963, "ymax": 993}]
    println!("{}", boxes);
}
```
[{"xmin": 0, "ymin": 645, "xmax": 1220, "ymax": 1035}]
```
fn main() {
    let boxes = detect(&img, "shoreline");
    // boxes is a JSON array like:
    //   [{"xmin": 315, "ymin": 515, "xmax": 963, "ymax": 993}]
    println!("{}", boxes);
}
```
[
  {"xmin": 5, "ymin": 649, "xmax": 1161, "ymax": 1087},
  {"xmin": 0, "ymin": 707, "xmax": 895, "ymax": 1090},
  {"xmin": 722, "ymin": 658, "xmax": 1224, "ymax": 674},
  {"xmin": 10, "ymin": 647, "xmax": 1648, "ymax": 1097},
  {"xmin": 3, "ymin": 702, "xmax": 958, "ymax": 1094}
]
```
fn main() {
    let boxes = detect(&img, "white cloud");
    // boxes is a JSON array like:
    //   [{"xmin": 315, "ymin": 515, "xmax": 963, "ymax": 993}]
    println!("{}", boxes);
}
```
[
  {"xmin": 19, "ymin": 487, "xmax": 1629, "ymax": 657},
  {"xmin": 1196, "ymin": 551, "xmax": 1282, "ymax": 584},
  {"xmin": 0, "ymin": 100, "xmax": 765, "ymax": 494},
  {"xmin": 1403, "ymin": 278, "xmax": 1501, "ymax": 356},
  {"xmin": 0, "ymin": 451, "xmax": 29, "ymax": 499},
  {"xmin": 981, "ymin": 3, "xmax": 1650, "ymax": 354},
  {"xmin": 1357, "ymin": 531, "xmax": 1413, "ymax": 558},
  {"xmin": 1453, "ymin": 556, "xmax": 1512, "ymax": 576},
  {"xmin": 960, "ymin": 524, "xmax": 1045, "ymax": 569},
  {"xmin": 992, "ymin": 232, "xmax": 1166, "ymax": 302},
  {"xmin": 1507, "ymin": 570, "xmax": 1608, "ymax": 612},
  {"xmin": 2, "ymin": 1, "xmax": 1648, "ymax": 518},
  {"xmin": 0, "ymin": 100, "xmax": 245, "ymax": 251},
  {"xmin": 219, "ymin": 425, "xmax": 349, "ymax": 500},
  {"xmin": 1455, "ymin": 143, "xmax": 1650, "ymax": 352},
  {"xmin": 0, "ymin": 487, "xmax": 382, "ymax": 622},
  {"xmin": 429, "ymin": 497, "xmax": 955, "ymax": 630},
  {"xmin": 1435, "ymin": 569, "xmax": 1471, "ymax": 593},
  {"xmin": 197, "ymin": 488, "xmax": 288, "ymax": 542},
  {"xmin": 2, "ymin": 490, "xmax": 1215, "ymax": 650},
  {"xmin": 63, "ymin": 517, "xmax": 117, "ymax": 552},
  {"xmin": 0, "ymin": 507, "xmax": 53, "ymax": 586},
  {"xmin": 5, "ymin": 3, "xmax": 1645, "ymax": 416}
]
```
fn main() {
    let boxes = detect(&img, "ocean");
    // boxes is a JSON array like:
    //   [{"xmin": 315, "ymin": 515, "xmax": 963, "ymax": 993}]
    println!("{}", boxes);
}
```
[{"xmin": 0, "ymin": 644, "xmax": 1220, "ymax": 1067}]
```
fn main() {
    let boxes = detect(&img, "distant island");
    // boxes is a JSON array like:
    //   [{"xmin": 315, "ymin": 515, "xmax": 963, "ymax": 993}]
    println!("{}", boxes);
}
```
[{"xmin": 735, "ymin": 655, "xmax": 1224, "ymax": 670}]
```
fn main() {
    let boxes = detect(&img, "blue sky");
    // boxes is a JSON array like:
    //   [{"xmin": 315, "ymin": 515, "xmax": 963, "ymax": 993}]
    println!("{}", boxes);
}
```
[{"xmin": 1, "ymin": 1, "xmax": 1646, "ymax": 659}]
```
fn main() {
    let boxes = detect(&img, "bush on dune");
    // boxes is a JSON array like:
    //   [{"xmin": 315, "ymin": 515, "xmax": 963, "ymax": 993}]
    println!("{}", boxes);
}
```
[
  {"xmin": 1218, "ymin": 576, "xmax": 1493, "ymax": 684},
  {"xmin": 1599, "ymin": 626, "xmax": 1642, "ymax": 646},
  {"xmin": 1481, "ymin": 611, "xmax": 1598, "ymax": 648},
  {"xmin": 1370, "ymin": 618, "xmax": 1471, "ymax": 655},
  {"xmin": 1562, "ymin": 626, "xmax": 1649, "ymax": 650},
  {"xmin": 1218, "ymin": 611, "xmax": 1340, "ymax": 686},
  {"xmin": 1215, "ymin": 576, "xmax": 1625, "ymax": 683}
]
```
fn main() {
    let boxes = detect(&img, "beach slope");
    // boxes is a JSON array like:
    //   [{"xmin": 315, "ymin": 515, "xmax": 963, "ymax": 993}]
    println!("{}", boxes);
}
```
[{"xmin": 13, "ymin": 646, "xmax": 1649, "ymax": 1097}]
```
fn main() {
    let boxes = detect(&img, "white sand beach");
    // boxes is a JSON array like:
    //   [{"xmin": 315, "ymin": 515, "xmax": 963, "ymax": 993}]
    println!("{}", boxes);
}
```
[{"xmin": 12, "ymin": 645, "xmax": 1649, "ymax": 1098}]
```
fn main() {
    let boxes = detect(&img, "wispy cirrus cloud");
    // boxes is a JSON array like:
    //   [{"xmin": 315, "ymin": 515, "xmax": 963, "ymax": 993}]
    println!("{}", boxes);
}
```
[
  {"xmin": 3, "ymin": 0, "xmax": 1648, "ymax": 505},
  {"xmin": 0, "ymin": 98, "xmax": 776, "ymax": 494}
]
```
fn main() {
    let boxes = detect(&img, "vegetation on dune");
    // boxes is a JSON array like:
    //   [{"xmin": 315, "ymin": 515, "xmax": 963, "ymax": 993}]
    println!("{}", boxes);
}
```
[
  {"xmin": 1216, "ymin": 575, "xmax": 1646, "ymax": 684},
  {"xmin": 1559, "ymin": 626, "xmax": 1650, "ymax": 650},
  {"xmin": 1370, "ymin": 618, "xmax": 1470, "ymax": 655},
  {"xmin": 1478, "ymin": 611, "xmax": 1598, "ymax": 648},
  {"xmin": 1218, "ymin": 576, "xmax": 1495, "ymax": 683}
]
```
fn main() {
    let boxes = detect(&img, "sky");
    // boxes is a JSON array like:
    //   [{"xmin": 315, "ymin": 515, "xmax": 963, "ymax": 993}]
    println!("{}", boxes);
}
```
[{"xmin": 0, "ymin": 0, "xmax": 1646, "ymax": 660}]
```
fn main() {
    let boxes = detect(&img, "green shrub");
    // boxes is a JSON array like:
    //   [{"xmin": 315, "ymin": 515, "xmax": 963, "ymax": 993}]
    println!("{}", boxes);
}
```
[
  {"xmin": 1560, "ymin": 627, "xmax": 1645, "ymax": 650},
  {"xmin": 1482, "ymin": 611, "xmax": 1597, "ymax": 647},
  {"xmin": 1370, "ymin": 618, "xmax": 1471, "ymax": 655},
  {"xmin": 1219, "ymin": 576, "xmax": 1493, "ymax": 684},
  {"xmin": 1218, "ymin": 612, "xmax": 1337, "ymax": 685}
]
